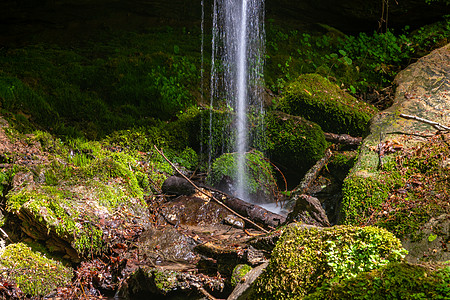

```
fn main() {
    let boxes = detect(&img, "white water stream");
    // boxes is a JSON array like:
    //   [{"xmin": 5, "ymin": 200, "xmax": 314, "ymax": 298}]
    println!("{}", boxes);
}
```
[{"xmin": 209, "ymin": 0, "xmax": 265, "ymax": 202}]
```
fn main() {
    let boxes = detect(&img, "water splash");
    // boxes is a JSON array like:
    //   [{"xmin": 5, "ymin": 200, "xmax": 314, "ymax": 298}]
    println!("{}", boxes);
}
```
[{"xmin": 210, "ymin": 0, "xmax": 265, "ymax": 201}]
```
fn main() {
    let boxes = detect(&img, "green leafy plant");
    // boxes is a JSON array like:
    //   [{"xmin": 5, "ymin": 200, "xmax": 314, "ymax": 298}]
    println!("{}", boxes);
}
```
[{"xmin": 428, "ymin": 234, "xmax": 438, "ymax": 242}]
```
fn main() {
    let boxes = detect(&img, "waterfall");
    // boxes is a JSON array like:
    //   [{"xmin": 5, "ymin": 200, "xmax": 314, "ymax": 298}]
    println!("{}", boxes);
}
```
[{"xmin": 209, "ymin": 0, "xmax": 265, "ymax": 201}]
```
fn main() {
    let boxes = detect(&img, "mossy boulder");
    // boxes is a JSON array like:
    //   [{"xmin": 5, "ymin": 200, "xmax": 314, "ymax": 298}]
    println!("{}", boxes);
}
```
[
  {"xmin": 0, "ymin": 243, "xmax": 73, "ymax": 296},
  {"xmin": 340, "ymin": 44, "xmax": 450, "ymax": 262},
  {"xmin": 306, "ymin": 262, "xmax": 450, "ymax": 300},
  {"xmin": 250, "ymin": 224, "xmax": 406, "ymax": 299},
  {"xmin": 276, "ymin": 73, "xmax": 377, "ymax": 136},
  {"xmin": 265, "ymin": 110, "xmax": 328, "ymax": 182},
  {"xmin": 0, "ymin": 124, "xmax": 172, "ymax": 261},
  {"xmin": 208, "ymin": 150, "xmax": 277, "ymax": 202}
]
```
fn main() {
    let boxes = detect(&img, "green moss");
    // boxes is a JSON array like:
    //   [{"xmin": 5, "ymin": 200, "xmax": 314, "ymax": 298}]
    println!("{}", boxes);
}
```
[
  {"xmin": 341, "ymin": 133, "xmax": 449, "ymax": 238},
  {"xmin": 0, "ymin": 26, "xmax": 201, "ymax": 138},
  {"xmin": 6, "ymin": 189, "xmax": 104, "ymax": 256},
  {"xmin": 0, "ymin": 243, "xmax": 72, "ymax": 296},
  {"xmin": 231, "ymin": 264, "xmax": 252, "ymax": 287},
  {"xmin": 188, "ymin": 108, "xmax": 235, "ymax": 159},
  {"xmin": 153, "ymin": 270, "xmax": 178, "ymax": 294},
  {"xmin": 0, "ymin": 75, "xmax": 56, "ymax": 132},
  {"xmin": 251, "ymin": 225, "xmax": 406, "ymax": 299},
  {"xmin": 341, "ymin": 174, "xmax": 396, "ymax": 225},
  {"xmin": 265, "ymin": 110, "xmax": 328, "ymax": 176},
  {"xmin": 276, "ymin": 74, "xmax": 377, "ymax": 136},
  {"xmin": 329, "ymin": 152, "xmax": 357, "ymax": 169},
  {"xmin": 306, "ymin": 263, "xmax": 450, "ymax": 299},
  {"xmin": 208, "ymin": 150, "xmax": 277, "ymax": 200}
]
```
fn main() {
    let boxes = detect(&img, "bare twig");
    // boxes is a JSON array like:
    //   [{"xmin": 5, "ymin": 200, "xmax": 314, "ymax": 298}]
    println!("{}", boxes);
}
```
[
  {"xmin": 153, "ymin": 145, "xmax": 269, "ymax": 233},
  {"xmin": 399, "ymin": 113, "xmax": 450, "ymax": 131}
]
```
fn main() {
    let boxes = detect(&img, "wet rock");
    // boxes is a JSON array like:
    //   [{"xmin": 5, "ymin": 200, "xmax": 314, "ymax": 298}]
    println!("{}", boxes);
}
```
[
  {"xmin": 194, "ymin": 242, "xmax": 242, "ymax": 276},
  {"xmin": 286, "ymin": 194, "xmax": 330, "ymax": 227},
  {"xmin": 118, "ymin": 267, "xmax": 225, "ymax": 300},
  {"xmin": 162, "ymin": 176, "xmax": 196, "ymax": 197},
  {"xmin": 247, "ymin": 229, "xmax": 283, "ymax": 252},
  {"xmin": 223, "ymin": 214, "xmax": 245, "ymax": 229},
  {"xmin": 137, "ymin": 227, "xmax": 199, "ymax": 267},
  {"xmin": 208, "ymin": 150, "xmax": 277, "ymax": 203},
  {"xmin": 155, "ymin": 195, "xmax": 229, "ymax": 226}
]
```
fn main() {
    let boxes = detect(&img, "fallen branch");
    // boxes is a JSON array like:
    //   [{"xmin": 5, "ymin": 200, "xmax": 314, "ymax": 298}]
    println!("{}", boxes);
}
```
[
  {"xmin": 399, "ymin": 113, "xmax": 450, "ymax": 131},
  {"xmin": 154, "ymin": 145, "xmax": 269, "ymax": 233},
  {"xmin": 292, "ymin": 148, "xmax": 333, "ymax": 196},
  {"xmin": 199, "ymin": 184, "xmax": 286, "ymax": 229},
  {"xmin": 324, "ymin": 132, "xmax": 362, "ymax": 146}
]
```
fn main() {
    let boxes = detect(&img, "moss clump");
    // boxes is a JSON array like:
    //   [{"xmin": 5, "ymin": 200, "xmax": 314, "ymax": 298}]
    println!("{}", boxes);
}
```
[
  {"xmin": 208, "ymin": 150, "xmax": 277, "ymax": 201},
  {"xmin": 4, "ymin": 131, "xmax": 167, "ymax": 257},
  {"xmin": 276, "ymin": 74, "xmax": 377, "ymax": 136},
  {"xmin": 7, "ymin": 188, "xmax": 104, "ymax": 256},
  {"xmin": 0, "ymin": 243, "xmax": 72, "ymax": 296},
  {"xmin": 153, "ymin": 270, "xmax": 179, "ymax": 294},
  {"xmin": 231, "ymin": 264, "xmax": 252, "ymax": 287},
  {"xmin": 265, "ymin": 110, "xmax": 328, "ymax": 176},
  {"xmin": 306, "ymin": 262, "xmax": 450, "ymax": 300},
  {"xmin": 251, "ymin": 225, "xmax": 406, "ymax": 299}
]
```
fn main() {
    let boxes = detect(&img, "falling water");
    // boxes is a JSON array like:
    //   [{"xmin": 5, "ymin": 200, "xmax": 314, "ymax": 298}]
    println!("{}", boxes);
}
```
[
  {"xmin": 210, "ymin": 0, "xmax": 265, "ymax": 201},
  {"xmin": 236, "ymin": 0, "xmax": 249, "ymax": 200}
]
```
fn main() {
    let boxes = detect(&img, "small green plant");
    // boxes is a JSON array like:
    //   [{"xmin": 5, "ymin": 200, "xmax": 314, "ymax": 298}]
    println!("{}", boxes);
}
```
[
  {"xmin": 428, "ymin": 234, "xmax": 438, "ymax": 242},
  {"xmin": 325, "ymin": 227, "xmax": 407, "ymax": 280}
]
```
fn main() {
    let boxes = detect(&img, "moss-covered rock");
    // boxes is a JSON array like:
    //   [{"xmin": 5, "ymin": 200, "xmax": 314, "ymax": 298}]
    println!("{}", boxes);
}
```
[
  {"xmin": 208, "ymin": 150, "xmax": 277, "ymax": 202},
  {"xmin": 250, "ymin": 224, "xmax": 406, "ymax": 299},
  {"xmin": 276, "ymin": 73, "xmax": 377, "ymax": 136},
  {"xmin": 305, "ymin": 262, "xmax": 450, "ymax": 300},
  {"xmin": 265, "ymin": 110, "xmax": 328, "ymax": 180},
  {"xmin": 1, "ymin": 124, "xmax": 172, "ymax": 261},
  {"xmin": 0, "ymin": 243, "xmax": 72, "ymax": 297},
  {"xmin": 340, "ymin": 44, "xmax": 450, "ymax": 262}
]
